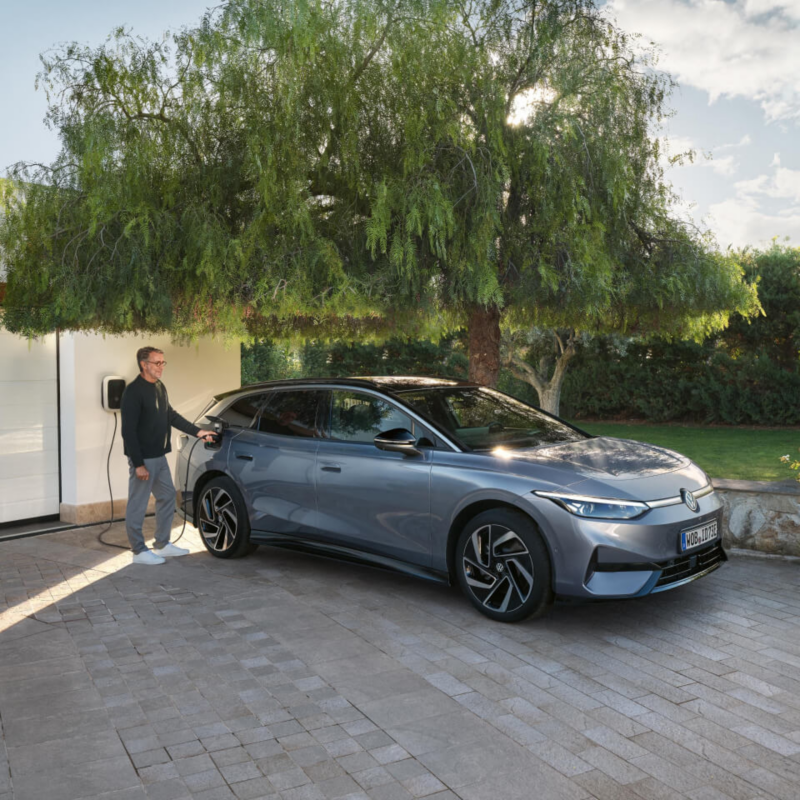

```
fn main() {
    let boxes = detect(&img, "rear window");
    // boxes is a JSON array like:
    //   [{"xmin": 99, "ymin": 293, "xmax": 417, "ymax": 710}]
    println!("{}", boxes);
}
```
[
  {"xmin": 256, "ymin": 390, "xmax": 324, "ymax": 438},
  {"xmin": 219, "ymin": 393, "xmax": 268, "ymax": 429}
]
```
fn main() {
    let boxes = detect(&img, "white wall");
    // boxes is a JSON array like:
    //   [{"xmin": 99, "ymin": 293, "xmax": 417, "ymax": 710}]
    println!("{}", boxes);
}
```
[
  {"xmin": 59, "ymin": 332, "xmax": 241, "ymax": 509},
  {"xmin": 0, "ymin": 329, "xmax": 59, "ymax": 522}
]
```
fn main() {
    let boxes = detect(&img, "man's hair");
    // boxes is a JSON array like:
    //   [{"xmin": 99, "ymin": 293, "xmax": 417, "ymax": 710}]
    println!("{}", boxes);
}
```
[{"xmin": 137, "ymin": 347, "xmax": 163, "ymax": 372}]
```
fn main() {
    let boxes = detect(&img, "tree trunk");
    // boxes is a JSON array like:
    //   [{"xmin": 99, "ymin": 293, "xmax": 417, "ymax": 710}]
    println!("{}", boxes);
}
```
[
  {"xmin": 537, "ymin": 371, "xmax": 568, "ymax": 416},
  {"xmin": 468, "ymin": 304, "xmax": 501, "ymax": 387},
  {"xmin": 506, "ymin": 330, "xmax": 577, "ymax": 416}
]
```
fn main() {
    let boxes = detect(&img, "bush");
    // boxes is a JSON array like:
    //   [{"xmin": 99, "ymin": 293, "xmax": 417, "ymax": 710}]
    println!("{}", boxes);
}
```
[
  {"xmin": 241, "ymin": 336, "xmax": 469, "ymax": 385},
  {"xmin": 560, "ymin": 339, "xmax": 800, "ymax": 424}
]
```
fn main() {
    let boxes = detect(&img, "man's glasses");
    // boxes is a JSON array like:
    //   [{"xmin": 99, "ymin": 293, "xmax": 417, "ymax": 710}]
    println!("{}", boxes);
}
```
[{"xmin": 147, "ymin": 360, "xmax": 167, "ymax": 367}]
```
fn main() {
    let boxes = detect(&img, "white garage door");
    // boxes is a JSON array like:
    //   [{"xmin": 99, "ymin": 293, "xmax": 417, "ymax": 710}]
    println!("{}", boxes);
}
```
[{"xmin": 0, "ymin": 329, "xmax": 60, "ymax": 523}]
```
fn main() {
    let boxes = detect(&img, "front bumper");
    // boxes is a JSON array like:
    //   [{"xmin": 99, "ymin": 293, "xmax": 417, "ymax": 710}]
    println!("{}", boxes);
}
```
[
  {"xmin": 585, "ymin": 539, "xmax": 727, "ymax": 597},
  {"xmin": 522, "ymin": 489, "xmax": 726, "ymax": 599}
]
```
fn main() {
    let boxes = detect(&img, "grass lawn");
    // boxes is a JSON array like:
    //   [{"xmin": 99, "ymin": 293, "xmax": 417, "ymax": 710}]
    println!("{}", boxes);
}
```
[{"xmin": 574, "ymin": 422, "xmax": 800, "ymax": 482}]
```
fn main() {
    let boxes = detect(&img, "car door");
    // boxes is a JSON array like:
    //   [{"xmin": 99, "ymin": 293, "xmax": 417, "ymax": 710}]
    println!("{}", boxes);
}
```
[
  {"xmin": 315, "ymin": 388, "xmax": 433, "ymax": 566},
  {"xmin": 228, "ymin": 388, "xmax": 325, "ymax": 536}
]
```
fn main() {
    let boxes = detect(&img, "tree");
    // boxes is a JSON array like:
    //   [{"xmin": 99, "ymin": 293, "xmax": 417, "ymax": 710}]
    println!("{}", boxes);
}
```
[
  {"xmin": 722, "ymin": 241, "xmax": 800, "ymax": 371},
  {"xmin": 1, "ymin": 0, "xmax": 757, "ymax": 388}
]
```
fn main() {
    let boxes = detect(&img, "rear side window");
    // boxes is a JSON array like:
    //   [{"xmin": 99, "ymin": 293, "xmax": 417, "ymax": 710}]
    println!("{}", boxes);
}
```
[
  {"xmin": 218, "ymin": 393, "xmax": 268, "ymax": 429},
  {"xmin": 329, "ymin": 391, "xmax": 413, "ymax": 443},
  {"xmin": 256, "ymin": 390, "xmax": 324, "ymax": 438}
]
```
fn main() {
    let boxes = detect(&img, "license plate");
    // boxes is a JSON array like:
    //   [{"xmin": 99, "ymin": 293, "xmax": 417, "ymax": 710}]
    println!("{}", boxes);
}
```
[{"xmin": 680, "ymin": 520, "xmax": 718, "ymax": 552}]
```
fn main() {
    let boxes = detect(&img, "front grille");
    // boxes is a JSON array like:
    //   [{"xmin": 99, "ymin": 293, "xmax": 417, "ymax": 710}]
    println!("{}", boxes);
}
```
[{"xmin": 653, "ymin": 541, "xmax": 726, "ymax": 589}]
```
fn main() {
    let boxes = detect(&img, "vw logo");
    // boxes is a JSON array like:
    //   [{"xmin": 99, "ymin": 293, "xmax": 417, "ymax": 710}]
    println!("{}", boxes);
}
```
[{"xmin": 681, "ymin": 489, "xmax": 698, "ymax": 512}]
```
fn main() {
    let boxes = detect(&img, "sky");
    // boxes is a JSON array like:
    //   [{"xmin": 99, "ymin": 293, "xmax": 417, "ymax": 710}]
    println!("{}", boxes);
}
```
[{"xmin": 1, "ymin": 0, "xmax": 798, "ymax": 250}]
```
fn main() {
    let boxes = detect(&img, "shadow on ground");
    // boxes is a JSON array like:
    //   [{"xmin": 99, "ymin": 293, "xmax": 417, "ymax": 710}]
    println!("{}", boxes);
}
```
[{"xmin": 2, "ymin": 519, "xmax": 800, "ymax": 800}]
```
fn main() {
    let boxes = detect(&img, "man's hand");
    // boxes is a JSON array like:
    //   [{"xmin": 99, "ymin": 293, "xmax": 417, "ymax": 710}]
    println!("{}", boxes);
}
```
[
  {"xmin": 135, "ymin": 465, "xmax": 150, "ymax": 481},
  {"xmin": 196, "ymin": 429, "xmax": 217, "ymax": 442}
]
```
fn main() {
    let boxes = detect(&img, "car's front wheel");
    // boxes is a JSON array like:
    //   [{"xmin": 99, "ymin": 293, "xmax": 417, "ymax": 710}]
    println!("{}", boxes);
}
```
[
  {"xmin": 455, "ymin": 509, "xmax": 553, "ymax": 622},
  {"xmin": 196, "ymin": 476, "xmax": 255, "ymax": 559}
]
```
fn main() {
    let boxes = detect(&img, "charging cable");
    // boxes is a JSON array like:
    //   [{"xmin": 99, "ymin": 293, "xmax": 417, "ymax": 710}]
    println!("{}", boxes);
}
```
[
  {"xmin": 171, "ymin": 434, "xmax": 205, "ymax": 545},
  {"xmin": 6, "ymin": 411, "xmax": 206, "ymax": 549},
  {"xmin": 96, "ymin": 415, "xmax": 207, "ymax": 550},
  {"xmin": 97, "ymin": 412, "xmax": 126, "ymax": 548}
]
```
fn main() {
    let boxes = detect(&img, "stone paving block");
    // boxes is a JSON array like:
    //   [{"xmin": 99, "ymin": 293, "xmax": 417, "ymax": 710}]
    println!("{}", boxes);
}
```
[
  {"xmin": 315, "ymin": 774, "xmax": 362, "ymax": 798},
  {"xmin": 192, "ymin": 786, "xmax": 237, "ymax": 800},
  {"xmin": 11, "ymin": 754, "xmax": 141, "ymax": 800},
  {"xmin": 280, "ymin": 785, "xmax": 325, "ymax": 800},
  {"xmin": 256, "ymin": 752, "xmax": 296, "ymax": 776},
  {"xmin": 269, "ymin": 766, "xmax": 312, "ymax": 790},
  {"xmin": 137, "ymin": 762, "xmax": 180, "ymax": 784},
  {"xmin": 8, "ymin": 729, "xmax": 126, "ymax": 777},
  {"xmin": 528, "ymin": 740, "xmax": 594, "ymax": 777},
  {"xmin": 303, "ymin": 759, "xmax": 347, "ymax": 782},
  {"xmin": 203, "ymin": 732, "xmax": 242, "ymax": 751},
  {"xmin": 2, "ymin": 707, "xmax": 113, "ymax": 747},
  {"xmin": 9, "ymin": 532, "xmax": 800, "ymax": 800},
  {"xmin": 220, "ymin": 759, "xmax": 263, "ymax": 784},
  {"xmin": 230, "ymin": 775, "xmax": 277, "ymax": 799},
  {"xmin": 367, "ymin": 783, "xmax": 414, "ymax": 800},
  {"xmin": 175, "ymin": 753, "xmax": 216, "ymax": 776},
  {"xmin": 130, "ymin": 747, "xmax": 171, "ymax": 769},
  {"xmin": 580, "ymin": 746, "xmax": 650, "ymax": 785},
  {"xmin": 168, "ymin": 739, "xmax": 207, "ymax": 759}
]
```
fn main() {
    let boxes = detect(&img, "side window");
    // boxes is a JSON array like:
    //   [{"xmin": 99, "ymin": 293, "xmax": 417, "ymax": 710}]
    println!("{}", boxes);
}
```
[
  {"xmin": 256, "ymin": 390, "xmax": 323, "ymax": 438},
  {"xmin": 330, "ymin": 391, "xmax": 412, "ymax": 443},
  {"xmin": 218, "ymin": 393, "xmax": 268, "ymax": 429}
]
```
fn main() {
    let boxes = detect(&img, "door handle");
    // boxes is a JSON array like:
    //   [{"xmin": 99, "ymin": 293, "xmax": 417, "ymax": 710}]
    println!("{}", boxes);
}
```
[
  {"xmin": 320, "ymin": 463, "xmax": 342, "ymax": 472},
  {"xmin": 235, "ymin": 453, "xmax": 254, "ymax": 461}
]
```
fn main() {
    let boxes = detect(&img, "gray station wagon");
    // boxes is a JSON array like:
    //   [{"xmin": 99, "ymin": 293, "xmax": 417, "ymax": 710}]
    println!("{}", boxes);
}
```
[{"xmin": 177, "ymin": 377, "xmax": 725, "ymax": 622}]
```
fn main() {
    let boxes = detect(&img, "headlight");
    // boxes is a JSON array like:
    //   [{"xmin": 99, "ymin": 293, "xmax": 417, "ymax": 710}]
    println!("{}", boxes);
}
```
[{"xmin": 534, "ymin": 491, "xmax": 649, "ymax": 520}]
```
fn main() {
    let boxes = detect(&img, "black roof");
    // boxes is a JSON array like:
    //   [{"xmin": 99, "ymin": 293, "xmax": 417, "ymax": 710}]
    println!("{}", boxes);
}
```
[{"xmin": 214, "ymin": 376, "xmax": 475, "ymax": 401}]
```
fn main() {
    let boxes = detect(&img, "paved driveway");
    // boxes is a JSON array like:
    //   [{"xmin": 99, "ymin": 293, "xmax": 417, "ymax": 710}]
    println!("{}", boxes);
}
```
[{"xmin": 1, "ymin": 522, "xmax": 800, "ymax": 800}]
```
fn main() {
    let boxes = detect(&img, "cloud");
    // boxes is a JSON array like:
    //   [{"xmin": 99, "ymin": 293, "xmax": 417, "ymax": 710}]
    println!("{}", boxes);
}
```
[
  {"xmin": 608, "ymin": 1, "xmax": 800, "ymax": 123},
  {"xmin": 718, "ymin": 135, "xmax": 752, "ymax": 149},
  {"xmin": 706, "ymin": 155, "xmax": 739, "ymax": 176},
  {"xmin": 708, "ymin": 164, "xmax": 800, "ymax": 245},
  {"xmin": 659, "ymin": 134, "xmax": 744, "ymax": 175}
]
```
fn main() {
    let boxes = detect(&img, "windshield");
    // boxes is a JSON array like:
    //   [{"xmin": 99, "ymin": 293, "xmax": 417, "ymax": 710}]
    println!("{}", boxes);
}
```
[{"xmin": 398, "ymin": 387, "xmax": 588, "ymax": 451}]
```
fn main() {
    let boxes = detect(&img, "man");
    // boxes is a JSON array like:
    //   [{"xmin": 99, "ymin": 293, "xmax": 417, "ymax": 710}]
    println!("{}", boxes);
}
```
[{"xmin": 121, "ymin": 347, "xmax": 216, "ymax": 564}]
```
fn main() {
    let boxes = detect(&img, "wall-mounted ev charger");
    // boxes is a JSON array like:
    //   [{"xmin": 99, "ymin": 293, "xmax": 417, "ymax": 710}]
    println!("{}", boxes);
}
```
[{"xmin": 102, "ymin": 376, "xmax": 126, "ymax": 412}]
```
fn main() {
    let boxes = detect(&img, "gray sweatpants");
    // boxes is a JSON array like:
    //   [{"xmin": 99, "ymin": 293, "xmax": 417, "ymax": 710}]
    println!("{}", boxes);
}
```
[{"xmin": 126, "ymin": 456, "xmax": 176, "ymax": 554}]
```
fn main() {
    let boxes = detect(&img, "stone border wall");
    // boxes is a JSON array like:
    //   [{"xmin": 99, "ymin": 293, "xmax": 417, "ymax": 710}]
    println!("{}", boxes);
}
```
[{"xmin": 713, "ymin": 478, "xmax": 800, "ymax": 557}]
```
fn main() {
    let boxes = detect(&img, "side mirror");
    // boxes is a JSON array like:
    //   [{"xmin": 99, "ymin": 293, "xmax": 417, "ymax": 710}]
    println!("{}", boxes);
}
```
[{"xmin": 374, "ymin": 428, "xmax": 421, "ymax": 456}]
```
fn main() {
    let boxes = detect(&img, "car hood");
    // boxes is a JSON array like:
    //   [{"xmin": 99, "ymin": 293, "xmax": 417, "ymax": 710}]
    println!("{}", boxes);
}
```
[
  {"xmin": 492, "ymin": 436, "xmax": 708, "ymax": 500},
  {"xmin": 509, "ymin": 436, "xmax": 686, "ymax": 477}
]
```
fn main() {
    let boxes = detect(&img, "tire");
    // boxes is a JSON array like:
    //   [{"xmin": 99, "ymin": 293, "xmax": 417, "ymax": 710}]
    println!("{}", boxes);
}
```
[
  {"xmin": 196, "ymin": 476, "xmax": 255, "ymax": 559},
  {"xmin": 455, "ymin": 508, "xmax": 553, "ymax": 622}
]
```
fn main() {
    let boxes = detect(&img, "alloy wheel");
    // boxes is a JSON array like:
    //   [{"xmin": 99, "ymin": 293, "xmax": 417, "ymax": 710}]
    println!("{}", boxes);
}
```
[
  {"xmin": 199, "ymin": 487, "xmax": 239, "ymax": 552},
  {"xmin": 461, "ymin": 524, "xmax": 535, "ymax": 614}
]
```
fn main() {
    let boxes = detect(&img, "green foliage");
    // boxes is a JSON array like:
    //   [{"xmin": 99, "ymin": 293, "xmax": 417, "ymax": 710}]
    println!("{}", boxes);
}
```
[
  {"xmin": 722, "ymin": 242, "xmax": 800, "ymax": 370},
  {"xmin": 1, "ymin": 0, "xmax": 758, "ymax": 343},
  {"xmin": 560, "ymin": 338, "xmax": 800, "ymax": 425},
  {"xmin": 781, "ymin": 451, "xmax": 800, "ymax": 483},
  {"xmin": 241, "ymin": 340, "xmax": 304, "ymax": 384},
  {"xmin": 241, "ymin": 335, "xmax": 469, "ymax": 385}
]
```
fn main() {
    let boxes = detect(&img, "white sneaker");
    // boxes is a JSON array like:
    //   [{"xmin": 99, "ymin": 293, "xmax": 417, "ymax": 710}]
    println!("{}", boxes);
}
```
[
  {"xmin": 155, "ymin": 542, "xmax": 190, "ymax": 558},
  {"xmin": 132, "ymin": 549, "xmax": 166, "ymax": 565}
]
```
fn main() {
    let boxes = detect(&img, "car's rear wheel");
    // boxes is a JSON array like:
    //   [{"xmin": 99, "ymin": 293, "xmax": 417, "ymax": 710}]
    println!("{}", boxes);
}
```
[
  {"xmin": 455, "ymin": 509, "xmax": 553, "ymax": 622},
  {"xmin": 196, "ymin": 477, "xmax": 255, "ymax": 559}
]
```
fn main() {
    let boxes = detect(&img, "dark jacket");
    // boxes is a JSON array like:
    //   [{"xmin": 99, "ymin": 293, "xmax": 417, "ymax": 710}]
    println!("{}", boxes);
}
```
[{"xmin": 120, "ymin": 375, "xmax": 200, "ymax": 467}]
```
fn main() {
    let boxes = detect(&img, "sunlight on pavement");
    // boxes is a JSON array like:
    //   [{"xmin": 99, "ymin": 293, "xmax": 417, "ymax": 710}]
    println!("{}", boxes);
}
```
[{"xmin": 0, "ymin": 522, "xmax": 205, "ymax": 635}]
